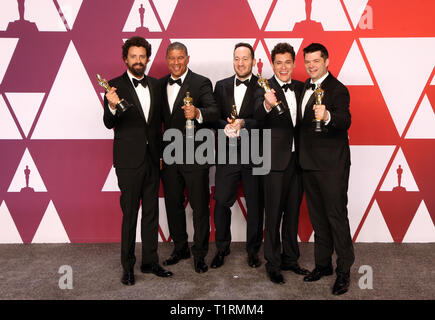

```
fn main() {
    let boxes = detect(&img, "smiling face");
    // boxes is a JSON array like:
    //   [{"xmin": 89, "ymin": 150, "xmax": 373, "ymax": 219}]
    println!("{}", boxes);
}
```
[
  {"xmin": 124, "ymin": 46, "xmax": 148, "ymax": 78},
  {"xmin": 233, "ymin": 46, "xmax": 256, "ymax": 80},
  {"xmin": 304, "ymin": 50, "xmax": 329, "ymax": 82},
  {"xmin": 166, "ymin": 48, "xmax": 189, "ymax": 79},
  {"xmin": 272, "ymin": 52, "xmax": 294, "ymax": 83}
]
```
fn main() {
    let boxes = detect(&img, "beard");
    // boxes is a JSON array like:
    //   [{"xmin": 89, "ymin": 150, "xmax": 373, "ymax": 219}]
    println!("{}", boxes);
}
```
[{"xmin": 127, "ymin": 62, "xmax": 145, "ymax": 77}]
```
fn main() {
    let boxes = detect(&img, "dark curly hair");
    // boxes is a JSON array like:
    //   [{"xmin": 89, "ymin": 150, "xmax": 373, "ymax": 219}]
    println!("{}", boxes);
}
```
[
  {"xmin": 122, "ymin": 36, "xmax": 152, "ymax": 60},
  {"xmin": 271, "ymin": 43, "xmax": 295, "ymax": 63}
]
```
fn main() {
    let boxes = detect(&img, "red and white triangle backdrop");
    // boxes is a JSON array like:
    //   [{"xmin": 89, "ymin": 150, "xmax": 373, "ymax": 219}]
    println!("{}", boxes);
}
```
[{"xmin": 0, "ymin": 0, "xmax": 434, "ymax": 244}]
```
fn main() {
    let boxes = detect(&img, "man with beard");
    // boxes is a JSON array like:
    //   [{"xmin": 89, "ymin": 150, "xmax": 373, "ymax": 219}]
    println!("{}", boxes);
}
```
[
  {"xmin": 160, "ymin": 42, "xmax": 219, "ymax": 273},
  {"xmin": 211, "ymin": 43, "xmax": 264, "ymax": 269},
  {"xmin": 104, "ymin": 36, "xmax": 173, "ymax": 286}
]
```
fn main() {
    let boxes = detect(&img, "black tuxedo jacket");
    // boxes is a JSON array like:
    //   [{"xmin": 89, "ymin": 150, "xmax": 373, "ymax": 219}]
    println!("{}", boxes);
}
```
[
  {"xmin": 160, "ymin": 69, "xmax": 219, "ymax": 169},
  {"xmin": 213, "ymin": 74, "xmax": 261, "ymax": 130},
  {"xmin": 254, "ymin": 77, "xmax": 304, "ymax": 171},
  {"xmin": 298, "ymin": 73, "xmax": 351, "ymax": 171},
  {"xmin": 103, "ymin": 72, "xmax": 162, "ymax": 169}
]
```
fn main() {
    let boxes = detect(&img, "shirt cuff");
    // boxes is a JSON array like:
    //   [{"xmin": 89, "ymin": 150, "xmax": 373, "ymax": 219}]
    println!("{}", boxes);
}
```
[
  {"xmin": 263, "ymin": 101, "xmax": 271, "ymax": 113},
  {"xmin": 109, "ymin": 105, "xmax": 117, "ymax": 115},
  {"xmin": 324, "ymin": 111, "xmax": 331, "ymax": 125},
  {"xmin": 196, "ymin": 109, "xmax": 203, "ymax": 124}
]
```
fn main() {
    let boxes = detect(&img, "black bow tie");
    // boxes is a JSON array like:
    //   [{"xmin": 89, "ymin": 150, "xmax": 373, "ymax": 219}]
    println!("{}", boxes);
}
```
[
  {"xmin": 132, "ymin": 77, "xmax": 147, "ymax": 88},
  {"xmin": 307, "ymin": 83, "xmax": 316, "ymax": 91},
  {"xmin": 236, "ymin": 78, "xmax": 249, "ymax": 87},
  {"xmin": 168, "ymin": 77, "xmax": 182, "ymax": 86},
  {"xmin": 282, "ymin": 82, "xmax": 295, "ymax": 92}
]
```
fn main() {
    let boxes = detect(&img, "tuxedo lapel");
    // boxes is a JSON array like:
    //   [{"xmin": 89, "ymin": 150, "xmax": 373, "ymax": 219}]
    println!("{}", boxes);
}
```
[
  {"xmin": 225, "ymin": 76, "xmax": 236, "ymax": 115},
  {"xmin": 172, "ymin": 70, "xmax": 191, "ymax": 116},
  {"xmin": 122, "ymin": 72, "xmax": 146, "ymax": 121},
  {"xmin": 300, "ymin": 79, "xmax": 315, "ymax": 122},
  {"xmin": 146, "ymin": 78, "xmax": 154, "ymax": 124},
  {"xmin": 238, "ymin": 75, "xmax": 257, "ymax": 118}
]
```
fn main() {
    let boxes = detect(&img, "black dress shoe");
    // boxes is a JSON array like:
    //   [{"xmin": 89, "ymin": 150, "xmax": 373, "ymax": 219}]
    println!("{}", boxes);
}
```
[
  {"xmin": 332, "ymin": 274, "xmax": 350, "ymax": 295},
  {"xmin": 303, "ymin": 266, "xmax": 334, "ymax": 282},
  {"xmin": 141, "ymin": 263, "xmax": 173, "ymax": 277},
  {"xmin": 281, "ymin": 264, "xmax": 310, "ymax": 276},
  {"xmin": 121, "ymin": 270, "xmax": 135, "ymax": 286},
  {"xmin": 194, "ymin": 258, "xmax": 208, "ymax": 273},
  {"xmin": 248, "ymin": 253, "xmax": 261, "ymax": 268},
  {"xmin": 162, "ymin": 250, "xmax": 191, "ymax": 266},
  {"xmin": 211, "ymin": 250, "xmax": 230, "ymax": 269},
  {"xmin": 267, "ymin": 270, "xmax": 285, "ymax": 284}
]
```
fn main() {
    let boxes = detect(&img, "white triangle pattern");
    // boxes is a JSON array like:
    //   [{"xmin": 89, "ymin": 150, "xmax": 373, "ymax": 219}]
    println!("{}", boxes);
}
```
[
  {"xmin": 101, "ymin": 166, "xmax": 120, "ymax": 192},
  {"xmin": 0, "ymin": 201, "xmax": 23, "ymax": 243},
  {"xmin": 32, "ymin": 41, "xmax": 112, "ymax": 139},
  {"xmin": 357, "ymin": 200, "xmax": 394, "ymax": 242},
  {"xmin": 0, "ymin": 0, "xmax": 19, "ymax": 31},
  {"xmin": 0, "ymin": 38, "xmax": 19, "ymax": 84},
  {"xmin": 405, "ymin": 95, "xmax": 435, "ymax": 139},
  {"xmin": 5, "ymin": 92, "xmax": 44, "ymax": 138},
  {"xmin": 7, "ymin": 148, "xmax": 48, "ymax": 192},
  {"xmin": 402, "ymin": 201, "xmax": 435, "ymax": 243},
  {"xmin": 360, "ymin": 37, "xmax": 435, "ymax": 136},
  {"xmin": 153, "ymin": 0, "xmax": 178, "ymax": 30},
  {"xmin": 57, "ymin": 0, "xmax": 83, "ymax": 29},
  {"xmin": 0, "ymin": 94, "xmax": 22, "ymax": 139},
  {"xmin": 32, "ymin": 200, "xmax": 70, "ymax": 243},
  {"xmin": 342, "ymin": 0, "xmax": 369, "ymax": 28},
  {"xmin": 311, "ymin": 0, "xmax": 351, "ymax": 31},
  {"xmin": 25, "ymin": 0, "xmax": 67, "ymax": 31},
  {"xmin": 266, "ymin": 0, "xmax": 306, "ymax": 31},
  {"xmin": 247, "ymin": 0, "xmax": 274, "ymax": 29},
  {"xmin": 348, "ymin": 146, "xmax": 396, "ymax": 236},
  {"xmin": 338, "ymin": 41, "xmax": 373, "ymax": 85}
]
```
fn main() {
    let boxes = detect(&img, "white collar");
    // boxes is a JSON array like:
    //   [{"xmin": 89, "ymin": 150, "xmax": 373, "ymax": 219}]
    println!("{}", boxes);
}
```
[
  {"xmin": 274, "ymin": 74, "xmax": 292, "ymax": 87},
  {"xmin": 311, "ymin": 71, "xmax": 329, "ymax": 87}
]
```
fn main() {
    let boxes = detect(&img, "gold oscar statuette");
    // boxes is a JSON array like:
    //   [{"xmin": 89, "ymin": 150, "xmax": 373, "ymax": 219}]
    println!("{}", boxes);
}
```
[
  {"xmin": 184, "ymin": 91, "xmax": 195, "ymax": 138},
  {"xmin": 313, "ymin": 84, "xmax": 324, "ymax": 133},
  {"xmin": 96, "ymin": 74, "xmax": 130, "ymax": 113},
  {"xmin": 257, "ymin": 74, "xmax": 285, "ymax": 115}
]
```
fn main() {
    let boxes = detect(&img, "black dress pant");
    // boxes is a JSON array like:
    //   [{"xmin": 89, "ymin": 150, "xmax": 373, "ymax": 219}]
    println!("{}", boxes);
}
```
[
  {"xmin": 161, "ymin": 164, "xmax": 210, "ymax": 259},
  {"xmin": 263, "ymin": 154, "xmax": 303, "ymax": 272},
  {"xmin": 116, "ymin": 155, "xmax": 159, "ymax": 272},
  {"xmin": 214, "ymin": 164, "xmax": 264, "ymax": 255},
  {"xmin": 302, "ymin": 165, "xmax": 355, "ymax": 275}
]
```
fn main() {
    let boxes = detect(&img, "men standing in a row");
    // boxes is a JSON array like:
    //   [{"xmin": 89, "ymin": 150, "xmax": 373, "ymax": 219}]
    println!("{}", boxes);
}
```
[
  {"xmin": 103, "ymin": 36, "xmax": 173, "ymax": 286},
  {"xmin": 254, "ymin": 43, "xmax": 309, "ymax": 284},
  {"xmin": 160, "ymin": 42, "xmax": 219, "ymax": 273},
  {"xmin": 299, "ymin": 43, "xmax": 354, "ymax": 295},
  {"xmin": 212, "ymin": 43, "xmax": 264, "ymax": 269}
]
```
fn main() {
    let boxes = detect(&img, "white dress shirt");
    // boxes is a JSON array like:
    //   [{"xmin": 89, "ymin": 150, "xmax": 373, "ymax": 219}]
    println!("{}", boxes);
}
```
[
  {"xmin": 166, "ymin": 69, "xmax": 203, "ymax": 123},
  {"xmin": 110, "ymin": 70, "xmax": 151, "ymax": 123},
  {"xmin": 301, "ymin": 71, "xmax": 330, "ymax": 125},
  {"xmin": 264, "ymin": 75, "xmax": 297, "ymax": 152},
  {"xmin": 234, "ymin": 74, "xmax": 252, "ymax": 115}
]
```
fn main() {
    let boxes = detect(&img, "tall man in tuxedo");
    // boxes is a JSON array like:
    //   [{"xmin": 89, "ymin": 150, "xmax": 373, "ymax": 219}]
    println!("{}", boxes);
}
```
[
  {"xmin": 160, "ymin": 42, "xmax": 219, "ymax": 273},
  {"xmin": 211, "ymin": 43, "xmax": 264, "ymax": 269},
  {"xmin": 254, "ymin": 43, "xmax": 309, "ymax": 284},
  {"xmin": 103, "ymin": 36, "xmax": 173, "ymax": 286},
  {"xmin": 299, "ymin": 43, "xmax": 354, "ymax": 295}
]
